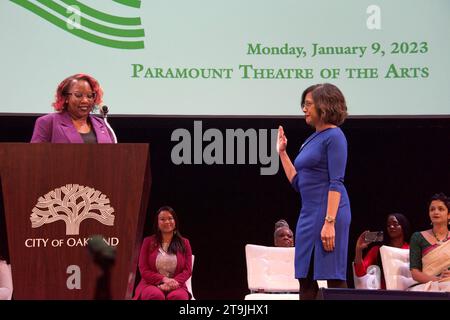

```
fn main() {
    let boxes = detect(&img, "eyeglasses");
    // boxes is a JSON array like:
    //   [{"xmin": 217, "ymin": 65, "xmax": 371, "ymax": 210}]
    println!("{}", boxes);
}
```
[
  {"xmin": 301, "ymin": 101, "xmax": 314, "ymax": 109},
  {"xmin": 66, "ymin": 92, "xmax": 96, "ymax": 100}
]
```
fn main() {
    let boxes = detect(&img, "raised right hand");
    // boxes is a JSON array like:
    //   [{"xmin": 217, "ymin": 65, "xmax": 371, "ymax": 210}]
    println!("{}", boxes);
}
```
[{"xmin": 277, "ymin": 126, "xmax": 287, "ymax": 153}]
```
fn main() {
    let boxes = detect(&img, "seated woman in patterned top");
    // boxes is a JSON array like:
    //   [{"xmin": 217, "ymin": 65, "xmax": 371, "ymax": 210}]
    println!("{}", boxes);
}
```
[
  {"xmin": 133, "ymin": 206, "xmax": 192, "ymax": 300},
  {"xmin": 409, "ymin": 193, "xmax": 450, "ymax": 292}
]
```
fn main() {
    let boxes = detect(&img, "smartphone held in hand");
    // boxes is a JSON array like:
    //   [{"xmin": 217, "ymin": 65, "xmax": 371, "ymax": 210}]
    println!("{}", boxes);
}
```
[{"xmin": 364, "ymin": 231, "xmax": 384, "ymax": 243}]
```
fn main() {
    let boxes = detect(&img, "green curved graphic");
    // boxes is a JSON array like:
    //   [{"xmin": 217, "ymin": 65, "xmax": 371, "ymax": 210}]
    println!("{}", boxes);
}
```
[
  {"xmin": 60, "ymin": 0, "xmax": 142, "ymax": 26},
  {"xmin": 37, "ymin": 0, "xmax": 144, "ymax": 37},
  {"xmin": 11, "ymin": 0, "xmax": 145, "ymax": 49},
  {"xmin": 113, "ymin": 0, "xmax": 141, "ymax": 9}
]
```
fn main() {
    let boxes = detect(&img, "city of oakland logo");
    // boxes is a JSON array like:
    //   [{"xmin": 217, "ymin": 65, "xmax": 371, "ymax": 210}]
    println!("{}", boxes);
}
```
[
  {"xmin": 30, "ymin": 184, "xmax": 115, "ymax": 235},
  {"xmin": 11, "ymin": 0, "xmax": 145, "ymax": 49}
]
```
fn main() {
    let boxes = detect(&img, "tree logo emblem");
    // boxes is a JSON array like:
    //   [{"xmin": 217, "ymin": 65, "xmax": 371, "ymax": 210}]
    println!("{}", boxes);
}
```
[
  {"xmin": 31, "ymin": 184, "xmax": 115, "ymax": 235},
  {"xmin": 11, "ymin": 0, "xmax": 145, "ymax": 49}
]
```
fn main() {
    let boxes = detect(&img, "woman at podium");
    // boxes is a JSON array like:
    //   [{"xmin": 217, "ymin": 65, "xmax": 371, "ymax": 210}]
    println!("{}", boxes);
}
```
[{"xmin": 30, "ymin": 74, "xmax": 115, "ymax": 143}]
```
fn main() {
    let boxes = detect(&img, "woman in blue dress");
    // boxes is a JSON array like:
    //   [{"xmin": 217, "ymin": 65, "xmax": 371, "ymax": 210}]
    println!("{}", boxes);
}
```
[{"xmin": 278, "ymin": 83, "xmax": 351, "ymax": 299}]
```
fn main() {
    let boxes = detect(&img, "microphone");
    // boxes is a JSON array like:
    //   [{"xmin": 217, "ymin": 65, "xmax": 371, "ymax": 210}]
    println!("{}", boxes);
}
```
[
  {"xmin": 101, "ymin": 105, "xmax": 109, "ymax": 117},
  {"xmin": 87, "ymin": 235, "xmax": 116, "ymax": 268},
  {"xmin": 87, "ymin": 235, "xmax": 115, "ymax": 300},
  {"xmin": 100, "ymin": 105, "xmax": 118, "ymax": 143}
]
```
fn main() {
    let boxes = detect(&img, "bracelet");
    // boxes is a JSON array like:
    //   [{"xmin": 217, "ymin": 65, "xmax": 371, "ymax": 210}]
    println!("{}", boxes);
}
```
[{"xmin": 325, "ymin": 215, "xmax": 336, "ymax": 223}]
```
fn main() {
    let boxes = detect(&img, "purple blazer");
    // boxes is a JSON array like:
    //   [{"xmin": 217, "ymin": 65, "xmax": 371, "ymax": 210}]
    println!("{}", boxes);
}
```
[
  {"xmin": 133, "ymin": 235, "xmax": 193, "ymax": 300},
  {"xmin": 30, "ymin": 111, "xmax": 114, "ymax": 143}
]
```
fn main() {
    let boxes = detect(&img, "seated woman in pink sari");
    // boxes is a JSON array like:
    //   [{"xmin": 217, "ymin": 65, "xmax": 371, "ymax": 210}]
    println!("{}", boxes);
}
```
[{"xmin": 409, "ymin": 193, "xmax": 450, "ymax": 292}]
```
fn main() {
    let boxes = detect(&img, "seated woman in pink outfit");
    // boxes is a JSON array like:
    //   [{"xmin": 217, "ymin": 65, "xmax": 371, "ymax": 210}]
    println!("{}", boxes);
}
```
[{"xmin": 133, "ymin": 206, "xmax": 192, "ymax": 300}]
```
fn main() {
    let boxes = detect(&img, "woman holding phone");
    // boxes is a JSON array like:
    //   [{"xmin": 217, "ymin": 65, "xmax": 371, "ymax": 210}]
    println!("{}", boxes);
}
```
[{"xmin": 354, "ymin": 213, "xmax": 411, "ymax": 289}]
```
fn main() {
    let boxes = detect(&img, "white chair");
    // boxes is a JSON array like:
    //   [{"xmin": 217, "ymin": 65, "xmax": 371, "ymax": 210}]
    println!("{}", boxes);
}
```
[
  {"xmin": 186, "ymin": 255, "xmax": 195, "ymax": 300},
  {"xmin": 244, "ymin": 244, "xmax": 327, "ymax": 300},
  {"xmin": 379, "ymin": 245, "xmax": 417, "ymax": 290},
  {"xmin": 352, "ymin": 262, "xmax": 381, "ymax": 289},
  {"xmin": 0, "ymin": 260, "xmax": 13, "ymax": 300}
]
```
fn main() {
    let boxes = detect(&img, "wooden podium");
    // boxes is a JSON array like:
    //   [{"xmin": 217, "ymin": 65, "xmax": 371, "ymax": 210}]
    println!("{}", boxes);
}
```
[{"xmin": 0, "ymin": 143, "xmax": 151, "ymax": 299}]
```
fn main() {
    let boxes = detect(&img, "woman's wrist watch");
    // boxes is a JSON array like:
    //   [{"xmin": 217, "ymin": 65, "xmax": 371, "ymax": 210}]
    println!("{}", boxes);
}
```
[{"xmin": 325, "ymin": 215, "xmax": 336, "ymax": 223}]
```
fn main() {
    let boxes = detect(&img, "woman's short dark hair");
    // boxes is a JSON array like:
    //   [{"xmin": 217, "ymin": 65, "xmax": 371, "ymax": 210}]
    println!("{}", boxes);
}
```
[
  {"xmin": 153, "ymin": 206, "xmax": 186, "ymax": 254},
  {"xmin": 301, "ymin": 83, "xmax": 348, "ymax": 126},
  {"xmin": 428, "ymin": 193, "xmax": 450, "ymax": 211}
]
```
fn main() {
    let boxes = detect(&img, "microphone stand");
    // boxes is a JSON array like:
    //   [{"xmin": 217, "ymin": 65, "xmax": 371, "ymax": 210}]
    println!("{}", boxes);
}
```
[
  {"xmin": 87, "ymin": 235, "xmax": 116, "ymax": 300},
  {"xmin": 101, "ymin": 106, "xmax": 118, "ymax": 144}
]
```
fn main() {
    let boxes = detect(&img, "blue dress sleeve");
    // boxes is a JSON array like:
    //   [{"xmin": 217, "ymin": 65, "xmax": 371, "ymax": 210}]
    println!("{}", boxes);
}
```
[
  {"xmin": 290, "ymin": 173, "xmax": 299, "ymax": 193},
  {"xmin": 326, "ymin": 131, "xmax": 347, "ymax": 193}
]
